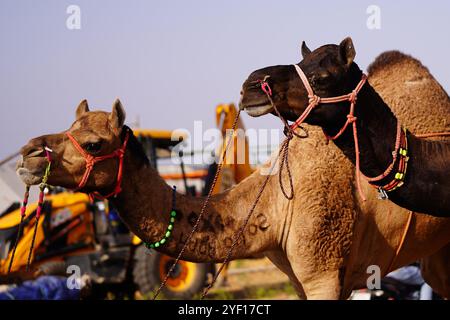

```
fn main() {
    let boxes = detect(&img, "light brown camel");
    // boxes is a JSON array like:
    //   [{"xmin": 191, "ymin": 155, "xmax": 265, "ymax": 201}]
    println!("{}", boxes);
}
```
[{"xmin": 16, "ymin": 52, "xmax": 450, "ymax": 299}]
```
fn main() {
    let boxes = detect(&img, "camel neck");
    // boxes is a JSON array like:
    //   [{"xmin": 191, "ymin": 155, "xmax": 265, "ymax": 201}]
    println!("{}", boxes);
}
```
[
  {"xmin": 329, "ymin": 79, "xmax": 450, "ymax": 217},
  {"xmin": 111, "ymin": 149, "xmax": 276, "ymax": 262},
  {"xmin": 333, "ymin": 83, "xmax": 400, "ymax": 178}
]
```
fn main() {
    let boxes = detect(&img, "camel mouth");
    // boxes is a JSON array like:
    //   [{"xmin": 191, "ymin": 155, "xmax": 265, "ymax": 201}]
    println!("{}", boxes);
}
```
[
  {"xmin": 16, "ymin": 156, "xmax": 46, "ymax": 186},
  {"xmin": 16, "ymin": 167, "xmax": 43, "ymax": 185},
  {"xmin": 242, "ymin": 104, "xmax": 274, "ymax": 117}
]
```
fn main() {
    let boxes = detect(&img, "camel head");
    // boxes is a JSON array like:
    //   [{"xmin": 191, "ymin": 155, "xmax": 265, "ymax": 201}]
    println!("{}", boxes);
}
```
[
  {"xmin": 16, "ymin": 99, "xmax": 128, "ymax": 193},
  {"xmin": 239, "ymin": 37, "xmax": 362, "ymax": 128}
]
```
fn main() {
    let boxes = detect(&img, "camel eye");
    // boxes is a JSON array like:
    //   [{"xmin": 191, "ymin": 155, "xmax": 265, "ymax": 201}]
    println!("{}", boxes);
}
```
[
  {"xmin": 84, "ymin": 141, "xmax": 102, "ymax": 153},
  {"xmin": 311, "ymin": 71, "xmax": 331, "ymax": 86}
]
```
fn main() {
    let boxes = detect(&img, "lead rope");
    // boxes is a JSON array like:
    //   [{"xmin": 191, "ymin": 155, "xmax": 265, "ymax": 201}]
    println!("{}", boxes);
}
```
[
  {"xmin": 7, "ymin": 186, "xmax": 30, "ymax": 274},
  {"xmin": 385, "ymin": 131, "xmax": 450, "ymax": 271},
  {"xmin": 200, "ymin": 77, "xmax": 310, "ymax": 297},
  {"xmin": 386, "ymin": 210, "xmax": 414, "ymax": 274},
  {"xmin": 25, "ymin": 148, "xmax": 52, "ymax": 272},
  {"xmin": 200, "ymin": 146, "xmax": 280, "ymax": 299},
  {"xmin": 256, "ymin": 76, "xmax": 309, "ymax": 200},
  {"xmin": 152, "ymin": 110, "xmax": 241, "ymax": 300},
  {"xmin": 198, "ymin": 83, "xmax": 308, "ymax": 298},
  {"xmin": 416, "ymin": 132, "xmax": 450, "ymax": 139}
]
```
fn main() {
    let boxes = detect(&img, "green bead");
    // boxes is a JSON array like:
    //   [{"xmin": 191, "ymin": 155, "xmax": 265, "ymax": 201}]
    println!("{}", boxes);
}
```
[
  {"xmin": 146, "ymin": 207, "xmax": 177, "ymax": 249},
  {"xmin": 146, "ymin": 243, "xmax": 154, "ymax": 249}
]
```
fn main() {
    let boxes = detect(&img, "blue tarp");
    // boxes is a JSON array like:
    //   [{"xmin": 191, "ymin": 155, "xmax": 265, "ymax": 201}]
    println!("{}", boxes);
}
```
[{"xmin": 0, "ymin": 276, "xmax": 80, "ymax": 300}]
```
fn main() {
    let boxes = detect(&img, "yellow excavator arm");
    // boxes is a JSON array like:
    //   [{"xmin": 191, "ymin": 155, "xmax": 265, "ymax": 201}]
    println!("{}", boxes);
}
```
[{"xmin": 212, "ymin": 104, "xmax": 254, "ymax": 194}]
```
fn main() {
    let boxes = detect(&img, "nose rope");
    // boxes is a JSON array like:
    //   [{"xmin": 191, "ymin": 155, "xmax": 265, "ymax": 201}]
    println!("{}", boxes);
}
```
[
  {"xmin": 9, "ymin": 147, "xmax": 53, "ymax": 274},
  {"xmin": 25, "ymin": 148, "xmax": 52, "ymax": 272},
  {"xmin": 256, "ymin": 76, "xmax": 309, "ymax": 200},
  {"xmin": 7, "ymin": 185, "xmax": 29, "ymax": 274}
]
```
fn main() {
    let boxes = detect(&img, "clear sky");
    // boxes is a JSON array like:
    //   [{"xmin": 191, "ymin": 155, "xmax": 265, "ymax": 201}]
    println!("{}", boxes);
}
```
[{"xmin": 1, "ymin": 0, "xmax": 449, "ymax": 159}]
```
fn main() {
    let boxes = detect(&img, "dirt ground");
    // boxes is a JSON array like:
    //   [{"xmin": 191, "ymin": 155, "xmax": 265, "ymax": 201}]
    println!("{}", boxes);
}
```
[{"xmin": 207, "ymin": 258, "xmax": 297, "ymax": 300}]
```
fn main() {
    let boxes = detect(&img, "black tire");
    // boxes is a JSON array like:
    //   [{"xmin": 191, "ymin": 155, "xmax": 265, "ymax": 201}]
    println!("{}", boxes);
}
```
[
  {"xmin": 36, "ymin": 261, "xmax": 67, "ymax": 276},
  {"xmin": 132, "ymin": 245, "xmax": 210, "ymax": 299}
]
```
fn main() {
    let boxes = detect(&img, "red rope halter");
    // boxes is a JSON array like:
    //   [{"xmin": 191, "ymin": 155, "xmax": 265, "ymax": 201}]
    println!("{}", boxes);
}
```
[
  {"xmin": 258, "ymin": 65, "xmax": 411, "ymax": 201},
  {"xmin": 288, "ymin": 64, "xmax": 411, "ymax": 201},
  {"xmin": 286, "ymin": 65, "xmax": 369, "ymax": 200},
  {"xmin": 65, "ymin": 130, "xmax": 130, "ymax": 200}
]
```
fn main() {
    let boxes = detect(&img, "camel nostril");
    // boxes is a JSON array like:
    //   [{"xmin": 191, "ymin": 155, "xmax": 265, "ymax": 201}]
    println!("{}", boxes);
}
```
[
  {"xmin": 16, "ymin": 157, "xmax": 24, "ymax": 170},
  {"xmin": 238, "ymin": 96, "xmax": 245, "ymax": 110},
  {"xmin": 23, "ymin": 146, "xmax": 44, "ymax": 158}
]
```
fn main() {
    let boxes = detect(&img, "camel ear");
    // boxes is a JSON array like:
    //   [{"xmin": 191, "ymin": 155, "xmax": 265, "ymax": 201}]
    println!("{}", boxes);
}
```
[
  {"xmin": 76, "ymin": 99, "xmax": 89, "ymax": 119},
  {"xmin": 301, "ymin": 41, "xmax": 311, "ymax": 58},
  {"xmin": 339, "ymin": 37, "xmax": 356, "ymax": 67},
  {"xmin": 109, "ymin": 98, "xmax": 126, "ymax": 129}
]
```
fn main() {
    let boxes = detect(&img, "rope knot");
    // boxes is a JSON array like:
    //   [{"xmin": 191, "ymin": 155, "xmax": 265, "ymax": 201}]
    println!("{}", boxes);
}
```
[
  {"xmin": 309, "ymin": 95, "xmax": 321, "ymax": 105},
  {"xmin": 116, "ymin": 149, "xmax": 125, "ymax": 157},
  {"xmin": 349, "ymin": 90, "xmax": 358, "ymax": 104},
  {"xmin": 347, "ymin": 114, "xmax": 357, "ymax": 123},
  {"xmin": 85, "ymin": 160, "xmax": 94, "ymax": 170},
  {"xmin": 283, "ymin": 126, "xmax": 294, "ymax": 139}
]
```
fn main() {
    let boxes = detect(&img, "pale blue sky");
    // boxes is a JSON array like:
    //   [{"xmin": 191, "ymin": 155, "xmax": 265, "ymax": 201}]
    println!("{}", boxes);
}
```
[{"xmin": 1, "ymin": 0, "xmax": 449, "ymax": 159}]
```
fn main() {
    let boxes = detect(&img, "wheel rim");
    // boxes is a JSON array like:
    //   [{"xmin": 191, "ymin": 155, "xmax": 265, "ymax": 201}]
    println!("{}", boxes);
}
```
[{"xmin": 158, "ymin": 255, "xmax": 197, "ymax": 292}]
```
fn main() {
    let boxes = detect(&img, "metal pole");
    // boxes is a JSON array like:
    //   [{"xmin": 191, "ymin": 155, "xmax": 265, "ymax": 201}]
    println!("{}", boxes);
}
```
[{"xmin": 0, "ymin": 152, "xmax": 19, "ymax": 167}]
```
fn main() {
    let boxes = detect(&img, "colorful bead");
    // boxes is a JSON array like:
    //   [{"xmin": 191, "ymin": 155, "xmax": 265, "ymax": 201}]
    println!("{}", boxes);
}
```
[
  {"xmin": 144, "ymin": 213, "xmax": 176, "ymax": 248},
  {"xmin": 395, "ymin": 172, "xmax": 404, "ymax": 180},
  {"xmin": 143, "ymin": 186, "xmax": 177, "ymax": 249},
  {"xmin": 399, "ymin": 148, "xmax": 407, "ymax": 156}
]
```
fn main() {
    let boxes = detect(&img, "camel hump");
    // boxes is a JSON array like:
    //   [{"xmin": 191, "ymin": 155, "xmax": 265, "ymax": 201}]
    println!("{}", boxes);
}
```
[{"xmin": 367, "ymin": 50, "xmax": 426, "ymax": 76}]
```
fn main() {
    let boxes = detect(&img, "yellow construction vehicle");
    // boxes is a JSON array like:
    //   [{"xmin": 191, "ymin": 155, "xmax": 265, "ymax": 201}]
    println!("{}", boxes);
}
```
[{"xmin": 204, "ymin": 103, "xmax": 254, "ymax": 194}]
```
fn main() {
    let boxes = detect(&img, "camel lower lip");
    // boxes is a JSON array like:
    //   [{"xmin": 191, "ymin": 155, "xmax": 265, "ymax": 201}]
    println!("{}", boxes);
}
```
[
  {"xmin": 16, "ymin": 167, "xmax": 42, "ymax": 185},
  {"xmin": 243, "ymin": 104, "xmax": 273, "ymax": 117}
]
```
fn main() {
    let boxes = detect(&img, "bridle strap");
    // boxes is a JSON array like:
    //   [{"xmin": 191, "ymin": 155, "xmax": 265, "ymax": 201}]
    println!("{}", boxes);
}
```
[
  {"xmin": 256, "ymin": 64, "xmax": 413, "ymax": 201},
  {"xmin": 65, "ymin": 130, "xmax": 130, "ymax": 199},
  {"xmin": 290, "ymin": 64, "xmax": 368, "ymax": 134},
  {"xmin": 289, "ymin": 64, "xmax": 368, "ymax": 200},
  {"xmin": 289, "ymin": 64, "xmax": 412, "ymax": 200}
]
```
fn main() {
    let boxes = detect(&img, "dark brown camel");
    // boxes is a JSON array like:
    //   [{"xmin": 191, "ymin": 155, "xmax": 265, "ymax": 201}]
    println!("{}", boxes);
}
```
[{"xmin": 240, "ymin": 37, "xmax": 450, "ymax": 218}]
